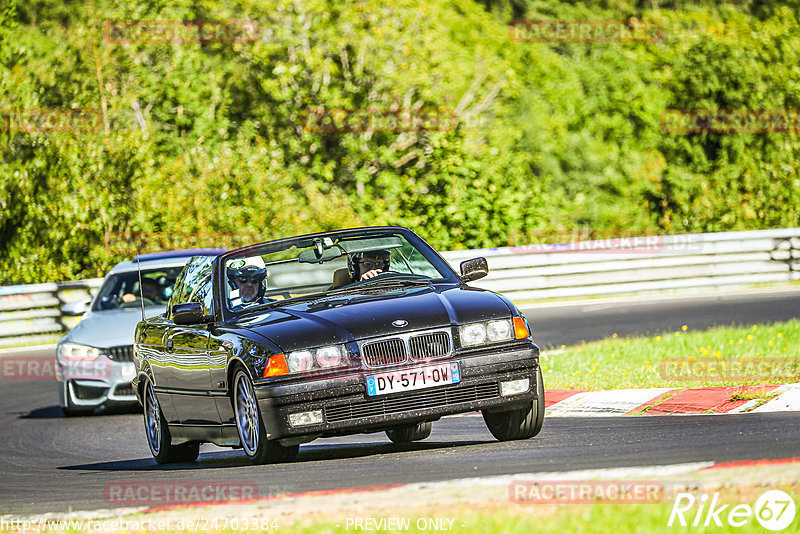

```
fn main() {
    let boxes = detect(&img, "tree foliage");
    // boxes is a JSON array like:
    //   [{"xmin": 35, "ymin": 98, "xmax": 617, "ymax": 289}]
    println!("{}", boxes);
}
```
[{"xmin": 1, "ymin": 0, "xmax": 798, "ymax": 283}]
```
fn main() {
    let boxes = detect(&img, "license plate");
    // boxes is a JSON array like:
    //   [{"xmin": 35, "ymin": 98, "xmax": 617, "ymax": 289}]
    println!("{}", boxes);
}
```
[
  {"xmin": 366, "ymin": 362, "xmax": 460, "ymax": 396},
  {"xmin": 121, "ymin": 364, "xmax": 136, "ymax": 382}
]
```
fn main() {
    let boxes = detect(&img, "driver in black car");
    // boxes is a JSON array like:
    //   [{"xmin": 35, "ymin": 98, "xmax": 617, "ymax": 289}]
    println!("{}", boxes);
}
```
[
  {"xmin": 228, "ymin": 257, "xmax": 272, "ymax": 307},
  {"xmin": 330, "ymin": 249, "xmax": 393, "ymax": 289},
  {"xmin": 349, "ymin": 249, "xmax": 391, "ymax": 281}
]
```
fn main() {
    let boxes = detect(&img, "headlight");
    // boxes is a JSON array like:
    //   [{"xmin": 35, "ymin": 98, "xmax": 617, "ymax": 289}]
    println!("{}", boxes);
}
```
[
  {"xmin": 459, "ymin": 319, "xmax": 514, "ymax": 347},
  {"xmin": 460, "ymin": 323, "xmax": 487, "ymax": 346},
  {"xmin": 315, "ymin": 345, "xmax": 343, "ymax": 368},
  {"xmin": 487, "ymin": 319, "xmax": 512, "ymax": 341},
  {"xmin": 286, "ymin": 350, "xmax": 314, "ymax": 372},
  {"xmin": 286, "ymin": 345, "xmax": 348, "ymax": 373},
  {"xmin": 58, "ymin": 343, "xmax": 100, "ymax": 361}
]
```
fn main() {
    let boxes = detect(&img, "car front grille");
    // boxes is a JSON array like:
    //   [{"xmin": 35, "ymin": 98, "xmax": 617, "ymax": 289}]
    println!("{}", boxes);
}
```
[
  {"xmin": 362, "ymin": 338, "xmax": 406, "ymax": 367},
  {"xmin": 409, "ymin": 332, "xmax": 450, "ymax": 360},
  {"xmin": 359, "ymin": 329, "xmax": 452, "ymax": 368},
  {"xmin": 325, "ymin": 382, "xmax": 499, "ymax": 423},
  {"xmin": 105, "ymin": 345, "xmax": 133, "ymax": 362}
]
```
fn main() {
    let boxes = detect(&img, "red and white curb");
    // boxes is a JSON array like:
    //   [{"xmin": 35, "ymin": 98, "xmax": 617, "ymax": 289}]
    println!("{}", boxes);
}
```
[{"xmin": 545, "ymin": 382, "xmax": 800, "ymax": 417}]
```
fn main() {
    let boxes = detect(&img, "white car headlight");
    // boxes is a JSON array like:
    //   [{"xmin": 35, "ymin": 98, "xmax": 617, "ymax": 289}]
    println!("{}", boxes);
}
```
[
  {"xmin": 486, "ymin": 319, "xmax": 513, "ymax": 342},
  {"xmin": 315, "ymin": 345, "xmax": 343, "ymax": 368},
  {"xmin": 460, "ymin": 319, "xmax": 514, "ymax": 347},
  {"xmin": 286, "ymin": 350, "xmax": 314, "ymax": 373},
  {"xmin": 58, "ymin": 343, "xmax": 100, "ymax": 361},
  {"xmin": 460, "ymin": 323, "xmax": 487, "ymax": 347},
  {"xmin": 286, "ymin": 345, "xmax": 348, "ymax": 373}
]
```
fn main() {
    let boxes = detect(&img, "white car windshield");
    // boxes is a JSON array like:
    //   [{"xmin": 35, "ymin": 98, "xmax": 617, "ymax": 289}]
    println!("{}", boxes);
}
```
[{"xmin": 94, "ymin": 267, "xmax": 184, "ymax": 311}]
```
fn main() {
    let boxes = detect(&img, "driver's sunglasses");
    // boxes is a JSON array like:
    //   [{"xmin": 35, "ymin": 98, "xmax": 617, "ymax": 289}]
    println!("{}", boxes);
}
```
[
  {"xmin": 235, "ymin": 275, "xmax": 261, "ymax": 284},
  {"xmin": 359, "ymin": 260, "xmax": 387, "ymax": 269}
]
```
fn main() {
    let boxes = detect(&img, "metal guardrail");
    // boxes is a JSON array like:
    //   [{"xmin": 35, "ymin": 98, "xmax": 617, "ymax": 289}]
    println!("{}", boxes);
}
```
[
  {"xmin": 0, "ymin": 279, "xmax": 103, "ymax": 347},
  {"xmin": 440, "ymin": 228, "xmax": 800, "ymax": 301},
  {"xmin": 0, "ymin": 228, "xmax": 798, "ymax": 347}
]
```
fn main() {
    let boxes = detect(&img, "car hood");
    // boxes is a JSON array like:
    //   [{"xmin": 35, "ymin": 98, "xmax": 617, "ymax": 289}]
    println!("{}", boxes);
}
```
[
  {"xmin": 60, "ymin": 307, "xmax": 165, "ymax": 349},
  {"xmin": 230, "ymin": 285, "xmax": 513, "ymax": 352}
]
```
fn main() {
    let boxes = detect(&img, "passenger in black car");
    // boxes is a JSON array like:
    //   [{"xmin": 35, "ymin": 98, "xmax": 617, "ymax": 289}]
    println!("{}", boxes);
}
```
[{"xmin": 228, "ymin": 256, "xmax": 272, "ymax": 307}]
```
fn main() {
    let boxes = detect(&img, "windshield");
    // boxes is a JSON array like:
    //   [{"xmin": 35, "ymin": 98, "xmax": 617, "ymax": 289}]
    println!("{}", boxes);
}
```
[
  {"xmin": 93, "ymin": 267, "xmax": 185, "ymax": 311},
  {"xmin": 222, "ymin": 230, "xmax": 455, "ymax": 316}
]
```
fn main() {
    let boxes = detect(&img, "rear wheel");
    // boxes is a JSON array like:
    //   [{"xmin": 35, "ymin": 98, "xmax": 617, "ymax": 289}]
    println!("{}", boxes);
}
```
[
  {"xmin": 482, "ymin": 367, "xmax": 545, "ymax": 441},
  {"xmin": 143, "ymin": 379, "xmax": 199, "ymax": 464},
  {"xmin": 233, "ymin": 368, "xmax": 299, "ymax": 464},
  {"xmin": 386, "ymin": 421, "xmax": 433, "ymax": 443}
]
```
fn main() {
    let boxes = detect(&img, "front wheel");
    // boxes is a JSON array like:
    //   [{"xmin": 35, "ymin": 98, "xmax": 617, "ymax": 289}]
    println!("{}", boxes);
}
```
[
  {"xmin": 233, "ymin": 368, "xmax": 298, "ymax": 464},
  {"xmin": 482, "ymin": 367, "xmax": 545, "ymax": 441},
  {"xmin": 386, "ymin": 421, "xmax": 432, "ymax": 443},
  {"xmin": 143, "ymin": 378, "xmax": 199, "ymax": 464}
]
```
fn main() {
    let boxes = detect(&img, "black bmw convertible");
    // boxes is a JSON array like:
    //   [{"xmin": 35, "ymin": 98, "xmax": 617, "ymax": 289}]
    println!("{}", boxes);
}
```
[{"xmin": 133, "ymin": 226, "xmax": 544, "ymax": 464}]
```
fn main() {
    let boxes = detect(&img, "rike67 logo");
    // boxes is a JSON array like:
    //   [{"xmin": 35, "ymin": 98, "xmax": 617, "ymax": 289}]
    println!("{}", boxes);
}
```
[{"xmin": 669, "ymin": 490, "xmax": 796, "ymax": 531}]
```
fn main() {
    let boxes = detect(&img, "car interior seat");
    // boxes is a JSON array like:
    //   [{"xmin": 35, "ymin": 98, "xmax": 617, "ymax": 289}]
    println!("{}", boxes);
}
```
[{"xmin": 331, "ymin": 268, "xmax": 352, "ymax": 289}]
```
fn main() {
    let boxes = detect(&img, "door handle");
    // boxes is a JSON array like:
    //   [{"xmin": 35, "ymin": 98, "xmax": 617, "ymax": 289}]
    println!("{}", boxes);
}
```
[{"xmin": 166, "ymin": 339, "xmax": 174, "ymax": 351}]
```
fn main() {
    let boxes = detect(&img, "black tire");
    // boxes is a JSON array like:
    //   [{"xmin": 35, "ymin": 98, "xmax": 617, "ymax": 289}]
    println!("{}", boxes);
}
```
[
  {"xmin": 386, "ymin": 421, "xmax": 433, "ymax": 443},
  {"xmin": 143, "ymin": 378, "xmax": 200, "ymax": 464},
  {"xmin": 232, "ymin": 368, "xmax": 299, "ymax": 464},
  {"xmin": 482, "ymin": 367, "xmax": 545, "ymax": 441}
]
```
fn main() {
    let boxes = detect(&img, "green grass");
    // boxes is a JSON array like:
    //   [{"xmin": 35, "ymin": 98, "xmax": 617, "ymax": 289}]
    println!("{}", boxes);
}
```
[
  {"xmin": 540, "ymin": 319, "xmax": 800, "ymax": 390},
  {"xmin": 269, "ymin": 485, "xmax": 800, "ymax": 534}
]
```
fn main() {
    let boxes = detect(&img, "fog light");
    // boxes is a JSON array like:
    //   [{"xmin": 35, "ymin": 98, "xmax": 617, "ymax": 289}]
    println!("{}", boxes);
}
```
[
  {"xmin": 288, "ymin": 410, "xmax": 323, "ymax": 427},
  {"xmin": 500, "ymin": 378, "xmax": 529, "ymax": 396}
]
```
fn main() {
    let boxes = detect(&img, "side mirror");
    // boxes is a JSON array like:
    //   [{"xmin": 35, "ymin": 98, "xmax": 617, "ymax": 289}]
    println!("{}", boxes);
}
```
[
  {"xmin": 460, "ymin": 257, "xmax": 489, "ymax": 283},
  {"xmin": 172, "ymin": 302, "xmax": 208, "ymax": 325},
  {"xmin": 61, "ymin": 298, "xmax": 91, "ymax": 316}
]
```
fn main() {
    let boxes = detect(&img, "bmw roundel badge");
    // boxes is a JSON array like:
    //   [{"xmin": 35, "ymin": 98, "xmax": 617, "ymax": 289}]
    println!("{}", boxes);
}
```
[{"xmin": 392, "ymin": 319, "xmax": 408, "ymax": 327}]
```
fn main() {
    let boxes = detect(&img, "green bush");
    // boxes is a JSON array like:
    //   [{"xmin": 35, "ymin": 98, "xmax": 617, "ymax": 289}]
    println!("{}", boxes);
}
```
[{"xmin": 1, "ymin": 0, "xmax": 798, "ymax": 283}]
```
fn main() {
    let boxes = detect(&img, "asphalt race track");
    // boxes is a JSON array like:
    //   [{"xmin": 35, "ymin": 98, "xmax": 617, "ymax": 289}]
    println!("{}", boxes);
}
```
[
  {"xmin": 1, "ymin": 288, "xmax": 799, "ymax": 515},
  {"xmin": 1, "ymin": 379, "xmax": 799, "ymax": 515}
]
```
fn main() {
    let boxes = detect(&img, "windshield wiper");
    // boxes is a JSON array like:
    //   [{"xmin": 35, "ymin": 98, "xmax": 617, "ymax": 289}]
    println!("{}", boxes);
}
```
[
  {"xmin": 234, "ymin": 292, "xmax": 328, "ymax": 314},
  {"xmin": 353, "ymin": 276, "xmax": 433, "ymax": 289}
]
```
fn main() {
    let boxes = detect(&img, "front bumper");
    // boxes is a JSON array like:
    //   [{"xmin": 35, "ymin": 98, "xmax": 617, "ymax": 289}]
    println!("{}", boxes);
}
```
[
  {"xmin": 57, "ymin": 358, "xmax": 138, "ymax": 409},
  {"xmin": 253, "ymin": 344, "xmax": 539, "ymax": 440}
]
